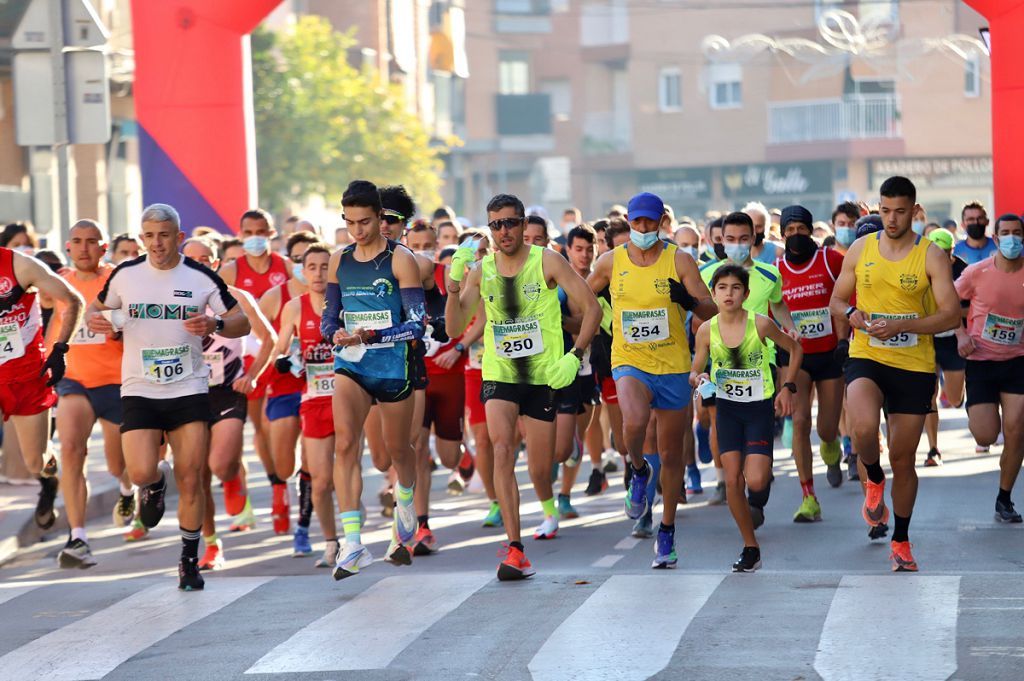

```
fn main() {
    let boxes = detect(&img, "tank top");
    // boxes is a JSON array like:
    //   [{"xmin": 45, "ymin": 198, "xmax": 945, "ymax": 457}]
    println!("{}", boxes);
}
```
[
  {"xmin": 267, "ymin": 283, "xmax": 306, "ymax": 396},
  {"xmin": 479, "ymin": 245, "xmax": 562, "ymax": 384},
  {"xmin": 425, "ymin": 262, "xmax": 463, "ymax": 376},
  {"xmin": 0, "ymin": 248, "xmax": 46, "ymax": 382},
  {"xmin": 710, "ymin": 312, "xmax": 774, "ymax": 402},
  {"xmin": 299, "ymin": 293, "xmax": 334, "ymax": 402},
  {"xmin": 777, "ymin": 247, "xmax": 843, "ymax": 355},
  {"xmin": 334, "ymin": 240, "xmax": 409, "ymax": 381},
  {"xmin": 60, "ymin": 264, "xmax": 123, "ymax": 388},
  {"xmin": 610, "ymin": 243, "xmax": 691, "ymax": 375},
  {"xmin": 234, "ymin": 252, "xmax": 289, "ymax": 299},
  {"xmin": 850, "ymin": 232, "xmax": 935, "ymax": 373}
]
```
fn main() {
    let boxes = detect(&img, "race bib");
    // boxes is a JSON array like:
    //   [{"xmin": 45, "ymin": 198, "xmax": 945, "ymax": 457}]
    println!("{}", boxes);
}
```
[
  {"xmin": 622, "ymin": 309, "xmax": 669, "ymax": 344},
  {"xmin": 493, "ymin": 319, "xmax": 544, "ymax": 359},
  {"xmin": 791, "ymin": 307, "xmax": 832, "ymax": 340},
  {"xmin": 0, "ymin": 322, "xmax": 25, "ymax": 365},
  {"xmin": 70, "ymin": 325, "xmax": 106, "ymax": 346},
  {"xmin": 344, "ymin": 310, "xmax": 394, "ymax": 349},
  {"xmin": 468, "ymin": 340, "xmax": 485, "ymax": 370},
  {"xmin": 982, "ymin": 313, "xmax": 1023, "ymax": 346},
  {"xmin": 142, "ymin": 344, "xmax": 193, "ymax": 384},
  {"xmin": 204, "ymin": 351, "xmax": 225, "ymax": 387},
  {"xmin": 868, "ymin": 313, "xmax": 918, "ymax": 349},
  {"xmin": 306, "ymin": 362, "xmax": 334, "ymax": 397},
  {"xmin": 715, "ymin": 368, "xmax": 764, "ymax": 403}
]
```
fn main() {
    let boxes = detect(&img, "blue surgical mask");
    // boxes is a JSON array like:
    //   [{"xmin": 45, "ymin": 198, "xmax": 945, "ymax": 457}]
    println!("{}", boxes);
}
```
[
  {"xmin": 680, "ymin": 246, "xmax": 698, "ymax": 260},
  {"xmin": 725, "ymin": 243, "xmax": 751, "ymax": 264},
  {"xmin": 292, "ymin": 262, "xmax": 307, "ymax": 284},
  {"xmin": 836, "ymin": 227, "xmax": 857, "ymax": 247},
  {"xmin": 243, "ymin": 235, "xmax": 269, "ymax": 256},
  {"xmin": 912, "ymin": 220, "xmax": 925, "ymax": 236},
  {"xmin": 629, "ymin": 229, "xmax": 659, "ymax": 250},
  {"xmin": 998, "ymin": 234, "xmax": 1023, "ymax": 260}
]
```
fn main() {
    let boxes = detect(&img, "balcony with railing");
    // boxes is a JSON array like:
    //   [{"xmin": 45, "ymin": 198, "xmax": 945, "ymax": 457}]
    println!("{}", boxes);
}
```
[{"xmin": 768, "ymin": 95, "xmax": 902, "ymax": 145}]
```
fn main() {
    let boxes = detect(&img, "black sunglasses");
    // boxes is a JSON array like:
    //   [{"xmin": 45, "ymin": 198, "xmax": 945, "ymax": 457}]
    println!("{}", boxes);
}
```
[{"xmin": 488, "ymin": 217, "xmax": 524, "ymax": 232}]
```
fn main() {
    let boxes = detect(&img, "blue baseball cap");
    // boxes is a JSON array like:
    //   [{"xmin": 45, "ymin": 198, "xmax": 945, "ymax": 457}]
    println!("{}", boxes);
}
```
[{"xmin": 627, "ymin": 192, "xmax": 665, "ymax": 222}]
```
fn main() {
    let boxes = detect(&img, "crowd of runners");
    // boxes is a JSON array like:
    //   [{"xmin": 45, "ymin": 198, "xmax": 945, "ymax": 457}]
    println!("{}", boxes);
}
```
[{"xmin": 4, "ymin": 173, "xmax": 1021, "ymax": 590}]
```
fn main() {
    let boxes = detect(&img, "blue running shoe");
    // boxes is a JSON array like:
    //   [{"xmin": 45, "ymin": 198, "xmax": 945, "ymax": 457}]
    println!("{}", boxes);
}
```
[
  {"xmin": 781, "ymin": 416, "xmax": 793, "ymax": 449},
  {"xmin": 395, "ymin": 496, "xmax": 417, "ymax": 544},
  {"xmin": 632, "ymin": 509, "xmax": 654, "ymax": 538},
  {"xmin": 624, "ymin": 462, "xmax": 651, "ymax": 520},
  {"xmin": 482, "ymin": 501, "xmax": 503, "ymax": 528},
  {"xmin": 652, "ymin": 526, "xmax": 678, "ymax": 569},
  {"xmin": 292, "ymin": 526, "xmax": 313, "ymax": 556},
  {"xmin": 686, "ymin": 464, "xmax": 703, "ymax": 494},
  {"xmin": 696, "ymin": 423, "xmax": 712, "ymax": 464}
]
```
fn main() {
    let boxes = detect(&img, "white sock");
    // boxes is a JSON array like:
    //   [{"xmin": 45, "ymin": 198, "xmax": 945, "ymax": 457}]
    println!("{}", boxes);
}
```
[
  {"xmin": 119, "ymin": 482, "xmax": 135, "ymax": 496},
  {"xmin": 71, "ymin": 527, "xmax": 87, "ymax": 542}
]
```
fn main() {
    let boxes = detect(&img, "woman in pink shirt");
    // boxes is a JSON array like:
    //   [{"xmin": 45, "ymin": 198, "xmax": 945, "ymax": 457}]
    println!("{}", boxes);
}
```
[{"xmin": 955, "ymin": 213, "xmax": 1024, "ymax": 523}]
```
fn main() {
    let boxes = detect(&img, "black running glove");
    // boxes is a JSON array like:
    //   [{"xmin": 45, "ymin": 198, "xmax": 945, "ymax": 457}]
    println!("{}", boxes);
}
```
[
  {"xmin": 668, "ymin": 279, "xmax": 698, "ymax": 311},
  {"xmin": 834, "ymin": 338, "xmax": 850, "ymax": 365},
  {"xmin": 274, "ymin": 356, "xmax": 293, "ymax": 374},
  {"xmin": 41, "ymin": 342, "xmax": 69, "ymax": 387}
]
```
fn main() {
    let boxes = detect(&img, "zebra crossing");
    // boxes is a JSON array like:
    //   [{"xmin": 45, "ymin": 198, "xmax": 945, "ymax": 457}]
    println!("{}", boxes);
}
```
[{"xmin": 0, "ymin": 569, "xmax": 1016, "ymax": 681}]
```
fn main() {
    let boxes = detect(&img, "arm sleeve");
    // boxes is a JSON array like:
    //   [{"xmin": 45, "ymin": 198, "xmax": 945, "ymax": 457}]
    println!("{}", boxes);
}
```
[
  {"xmin": 365, "ymin": 287, "xmax": 426, "ymax": 344},
  {"xmin": 322, "ymin": 282, "xmax": 342, "ymax": 342}
]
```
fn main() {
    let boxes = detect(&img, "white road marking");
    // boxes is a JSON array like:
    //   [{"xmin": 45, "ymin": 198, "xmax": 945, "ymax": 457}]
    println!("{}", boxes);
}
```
[
  {"xmin": 528, "ymin": 574, "xmax": 724, "ymax": 681},
  {"xmin": 591, "ymin": 554, "xmax": 624, "ymax": 568},
  {"xmin": 246, "ymin": 572, "xmax": 491, "ymax": 674},
  {"xmin": 0, "ymin": 577, "xmax": 270, "ymax": 681},
  {"xmin": 614, "ymin": 537, "xmax": 641, "ymax": 550},
  {"xmin": 814, "ymin": 576, "xmax": 960, "ymax": 681}
]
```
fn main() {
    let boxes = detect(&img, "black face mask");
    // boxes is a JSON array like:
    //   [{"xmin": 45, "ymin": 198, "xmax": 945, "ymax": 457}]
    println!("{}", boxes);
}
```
[
  {"xmin": 713, "ymin": 242, "xmax": 727, "ymax": 260},
  {"xmin": 785, "ymin": 233, "xmax": 817, "ymax": 265},
  {"xmin": 754, "ymin": 232, "xmax": 765, "ymax": 247},
  {"xmin": 966, "ymin": 224, "xmax": 986, "ymax": 240}
]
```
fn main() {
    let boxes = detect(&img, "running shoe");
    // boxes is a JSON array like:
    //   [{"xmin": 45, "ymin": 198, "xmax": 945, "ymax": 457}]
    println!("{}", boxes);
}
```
[
  {"xmin": 889, "ymin": 541, "xmax": 918, "ymax": 572},
  {"xmin": 497, "ymin": 543, "xmax": 535, "ymax": 581},
  {"xmin": 293, "ymin": 526, "xmax": 313, "ymax": 556},
  {"xmin": 651, "ymin": 526, "xmax": 678, "ymax": 569},
  {"xmin": 557, "ymin": 495, "xmax": 579, "ymax": 520},
  {"xmin": 822, "ymin": 440, "xmax": 843, "ymax": 488},
  {"xmin": 123, "ymin": 517, "xmax": 149, "ymax": 542},
  {"xmin": 533, "ymin": 515, "xmax": 559, "ymax": 540},
  {"xmin": 924, "ymin": 448, "xmax": 942, "ymax": 467},
  {"xmin": 42, "ymin": 453, "xmax": 58, "ymax": 477},
  {"xmin": 315, "ymin": 539, "xmax": 340, "ymax": 568},
  {"xmin": 750, "ymin": 504, "xmax": 765, "ymax": 530},
  {"xmin": 793, "ymin": 494, "xmax": 822, "ymax": 523},
  {"xmin": 378, "ymin": 488, "xmax": 394, "ymax": 518},
  {"xmin": 482, "ymin": 501, "xmax": 504, "ymax": 528},
  {"xmin": 847, "ymin": 453, "xmax": 860, "ymax": 481},
  {"xmin": 446, "ymin": 471, "xmax": 465, "ymax": 496},
  {"xmin": 457, "ymin": 449, "xmax": 475, "ymax": 481},
  {"xmin": 862, "ymin": 478, "xmax": 889, "ymax": 527},
  {"xmin": 271, "ymin": 482, "xmax": 290, "ymax": 535},
  {"xmin": 222, "ymin": 476, "xmax": 246, "ymax": 516},
  {"xmin": 708, "ymin": 481, "xmax": 727, "ymax": 506},
  {"xmin": 112, "ymin": 492, "xmax": 135, "ymax": 527},
  {"xmin": 632, "ymin": 509, "xmax": 654, "ymax": 539},
  {"xmin": 178, "ymin": 557, "xmax": 205, "ymax": 591},
  {"xmin": 412, "ymin": 526, "xmax": 438, "ymax": 556},
  {"xmin": 585, "ymin": 469, "xmax": 608, "ymax": 496},
  {"xmin": 781, "ymin": 416, "xmax": 793, "ymax": 449},
  {"xmin": 34, "ymin": 475, "xmax": 59, "ymax": 530},
  {"xmin": 696, "ymin": 424, "xmax": 712, "ymax": 464},
  {"xmin": 995, "ymin": 498, "xmax": 1023, "ymax": 523},
  {"xmin": 602, "ymin": 449, "xmax": 619, "ymax": 473},
  {"xmin": 732, "ymin": 546, "xmax": 762, "ymax": 573},
  {"xmin": 976, "ymin": 444, "xmax": 990, "ymax": 454},
  {"xmin": 826, "ymin": 464, "xmax": 843, "ymax": 488},
  {"xmin": 686, "ymin": 465, "xmax": 703, "ymax": 495},
  {"xmin": 565, "ymin": 437, "xmax": 583, "ymax": 468},
  {"xmin": 138, "ymin": 474, "xmax": 166, "ymax": 529},
  {"xmin": 385, "ymin": 527, "xmax": 413, "ymax": 566},
  {"xmin": 57, "ymin": 538, "xmax": 97, "ymax": 569},
  {"xmin": 229, "ymin": 503, "xmax": 257, "ymax": 532},
  {"xmin": 395, "ymin": 496, "xmax": 417, "ymax": 544},
  {"xmin": 333, "ymin": 543, "xmax": 373, "ymax": 580},
  {"xmin": 198, "ymin": 539, "xmax": 225, "ymax": 571},
  {"xmin": 868, "ymin": 522, "xmax": 889, "ymax": 541},
  {"xmin": 842, "ymin": 436, "xmax": 852, "ymax": 460},
  {"xmin": 624, "ymin": 461, "xmax": 651, "ymax": 520}
]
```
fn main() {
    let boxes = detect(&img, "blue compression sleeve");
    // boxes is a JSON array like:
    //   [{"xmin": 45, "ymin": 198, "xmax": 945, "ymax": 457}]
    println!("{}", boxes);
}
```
[
  {"xmin": 322, "ymin": 282, "xmax": 342, "ymax": 342},
  {"xmin": 365, "ymin": 287, "xmax": 426, "ymax": 344}
]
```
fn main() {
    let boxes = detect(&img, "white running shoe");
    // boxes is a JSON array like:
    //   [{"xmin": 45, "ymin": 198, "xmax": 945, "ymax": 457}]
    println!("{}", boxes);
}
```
[
  {"xmin": 332, "ymin": 542, "xmax": 373, "ymax": 581},
  {"xmin": 533, "ymin": 515, "xmax": 559, "ymax": 540},
  {"xmin": 395, "ymin": 496, "xmax": 417, "ymax": 544},
  {"xmin": 315, "ymin": 539, "xmax": 340, "ymax": 569}
]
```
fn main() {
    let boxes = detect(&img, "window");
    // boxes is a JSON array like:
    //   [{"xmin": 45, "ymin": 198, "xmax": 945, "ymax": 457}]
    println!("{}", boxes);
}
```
[
  {"xmin": 658, "ymin": 67, "xmax": 681, "ymax": 112},
  {"xmin": 965, "ymin": 55, "xmax": 981, "ymax": 98},
  {"xmin": 847, "ymin": 78, "xmax": 895, "ymax": 96},
  {"xmin": 708, "ymin": 63, "xmax": 742, "ymax": 109},
  {"xmin": 498, "ymin": 51, "xmax": 530, "ymax": 94},
  {"xmin": 495, "ymin": 0, "xmax": 550, "ymax": 14},
  {"xmin": 540, "ymin": 79, "xmax": 572, "ymax": 121}
]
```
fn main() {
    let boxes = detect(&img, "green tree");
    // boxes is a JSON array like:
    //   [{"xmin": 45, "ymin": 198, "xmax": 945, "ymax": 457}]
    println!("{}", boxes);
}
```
[{"xmin": 251, "ymin": 16, "xmax": 448, "ymax": 214}]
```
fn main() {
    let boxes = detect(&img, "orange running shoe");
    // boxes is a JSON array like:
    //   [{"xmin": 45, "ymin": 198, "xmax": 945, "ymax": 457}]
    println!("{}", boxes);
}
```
[
  {"xmin": 198, "ymin": 539, "xmax": 225, "ymax": 571},
  {"xmin": 862, "ymin": 478, "xmax": 889, "ymax": 527},
  {"xmin": 890, "ymin": 541, "xmax": 918, "ymax": 572},
  {"xmin": 412, "ymin": 526, "xmax": 437, "ymax": 556},
  {"xmin": 497, "ymin": 543, "xmax": 535, "ymax": 581},
  {"xmin": 123, "ymin": 517, "xmax": 148, "ymax": 542},
  {"xmin": 222, "ymin": 476, "xmax": 245, "ymax": 516},
  {"xmin": 271, "ymin": 483, "xmax": 290, "ymax": 535}
]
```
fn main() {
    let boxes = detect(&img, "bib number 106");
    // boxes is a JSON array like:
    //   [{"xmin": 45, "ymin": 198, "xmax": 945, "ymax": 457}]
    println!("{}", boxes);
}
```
[{"xmin": 150, "ymin": 360, "xmax": 185, "ymax": 381}]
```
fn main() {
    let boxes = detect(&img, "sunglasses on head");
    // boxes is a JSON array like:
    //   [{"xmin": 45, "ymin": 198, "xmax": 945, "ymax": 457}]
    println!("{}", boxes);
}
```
[
  {"xmin": 488, "ymin": 217, "xmax": 524, "ymax": 232},
  {"xmin": 382, "ymin": 209, "xmax": 406, "ymax": 226}
]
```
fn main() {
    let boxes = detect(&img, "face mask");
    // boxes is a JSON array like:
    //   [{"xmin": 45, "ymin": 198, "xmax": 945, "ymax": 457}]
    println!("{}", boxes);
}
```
[
  {"xmin": 414, "ymin": 249, "xmax": 436, "ymax": 261},
  {"xmin": 292, "ymin": 262, "xmax": 307, "ymax": 284},
  {"xmin": 754, "ymin": 232, "xmax": 765, "ymax": 247},
  {"xmin": 713, "ymin": 243, "xmax": 727, "ymax": 261},
  {"xmin": 912, "ymin": 221, "xmax": 925, "ymax": 236},
  {"xmin": 998, "ymin": 234, "xmax": 1023, "ymax": 260},
  {"xmin": 836, "ymin": 227, "xmax": 857, "ymax": 247},
  {"xmin": 629, "ymin": 229, "xmax": 659, "ymax": 250},
  {"xmin": 680, "ymin": 246, "xmax": 698, "ymax": 260},
  {"xmin": 242, "ymin": 235, "xmax": 269, "ymax": 256},
  {"xmin": 14, "ymin": 246, "xmax": 33, "ymax": 255},
  {"xmin": 725, "ymin": 243, "xmax": 751, "ymax": 264},
  {"xmin": 966, "ymin": 224, "xmax": 987, "ymax": 240},
  {"xmin": 336, "ymin": 343, "xmax": 366, "ymax": 363},
  {"xmin": 784, "ymin": 234, "xmax": 817, "ymax": 265}
]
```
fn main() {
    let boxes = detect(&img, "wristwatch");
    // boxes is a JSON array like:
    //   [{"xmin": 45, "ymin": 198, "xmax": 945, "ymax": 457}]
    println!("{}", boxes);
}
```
[
  {"xmin": 570, "ymin": 346, "xmax": 586, "ymax": 361},
  {"xmin": 783, "ymin": 382, "xmax": 797, "ymax": 394},
  {"xmin": 844, "ymin": 305, "xmax": 857, "ymax": 319},
  {"xmin": 454, "ymin": 342, "xmax": 466, "ymax": 353},
  {"xmin": 214, "ymin": 315, "xmax": 225, "ymax": 333}
]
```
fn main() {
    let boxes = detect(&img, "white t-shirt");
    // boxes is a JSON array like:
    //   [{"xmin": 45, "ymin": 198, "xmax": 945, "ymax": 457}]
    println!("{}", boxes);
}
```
[{"xmin": 99, "ymin": 255, "xmax": 237, "ymax": 399}]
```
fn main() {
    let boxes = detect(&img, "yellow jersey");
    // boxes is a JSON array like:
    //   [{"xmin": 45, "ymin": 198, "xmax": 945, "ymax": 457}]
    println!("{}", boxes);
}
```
[
  {"xmin": 850, "ymin": 232, "xmax": 935, "ymax": 373},
  {"xmin": 610, "ymin": 243, "xmax": 690, "ymax": 375}
]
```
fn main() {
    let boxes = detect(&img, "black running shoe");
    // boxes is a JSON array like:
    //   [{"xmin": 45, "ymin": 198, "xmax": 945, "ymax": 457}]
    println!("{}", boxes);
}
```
[
  {"xmin": 35, "ymin": 476, "xmax": 60, "ymax": 530},
  {"xmin": 139, "ymin": 475, "xmax": 166, "ymax": 529},
  {"xmin": 58, "ymin": 538, "xmax": 97, "ymax": 569},
  {"xmin": 584, "ymin": 469, "xmax": 607, "ymax": 496},
  {"xmin": 847, "ymin": 453, "xmax": 860, "ymax": 481},
  {"xmin": 924, "ymin": 448, "xmax": 941, "ymax": 467},
  {"xmin": 995, "ymin": 498, "xmax": 1023, "ymax": 523},
  {"xmin": 178, "ymin": 557, "xmax": 205, "ymax": 591},
  {"xmin": 732, "ymin": 546, "xmax": 762, "ymax": 573},
  {"xmin": 749, "ymin": 504, "xmax": 765, "ymax": 530},
  {"xmin": 868, "ymin": 522, "xmax": 889, "ymax": 540}
]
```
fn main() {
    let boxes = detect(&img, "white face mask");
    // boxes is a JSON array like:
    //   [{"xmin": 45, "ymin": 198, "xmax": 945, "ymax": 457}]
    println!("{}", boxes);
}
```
[
  {"xmin": 336, "ymin": 344, "xmax": 366, "ymax": 363},
  {"xmin": 13, "ymin": 246, "xmax": 33, "ymax": 255}
]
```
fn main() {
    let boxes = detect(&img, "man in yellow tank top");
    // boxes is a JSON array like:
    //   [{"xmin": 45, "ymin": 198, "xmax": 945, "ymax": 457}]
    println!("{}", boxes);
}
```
[
  {"xmin": 830, "ymin": 176, "xmax": 960, "ymax": 572},
  {"xmin": 588, "ymin": 192, "xmax": 717, "ymax": 569}
]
